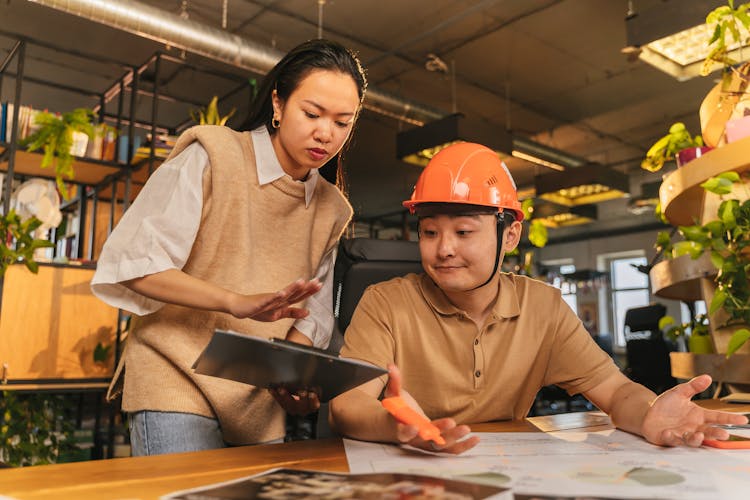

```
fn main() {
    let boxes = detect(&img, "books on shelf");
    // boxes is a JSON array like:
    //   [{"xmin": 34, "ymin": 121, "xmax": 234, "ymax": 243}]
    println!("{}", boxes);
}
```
[
  {"xmin": 1, "ymin": 102, "xmax": 43, "ymax": 143},
  {"xmin": 161, "ymin": 468, "xmax": 512, "ymax": 500}
]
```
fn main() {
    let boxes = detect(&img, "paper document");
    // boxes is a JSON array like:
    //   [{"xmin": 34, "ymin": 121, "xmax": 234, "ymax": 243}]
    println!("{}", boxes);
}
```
[{"xmin": 344, "ymin": 429, "xmax": 750, "ymax": 499}]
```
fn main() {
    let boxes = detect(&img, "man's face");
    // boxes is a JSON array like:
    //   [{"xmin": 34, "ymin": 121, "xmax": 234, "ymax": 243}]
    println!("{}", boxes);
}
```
[{"xmin": 418, "ymin": 213, "xmax": 500, "ymax": 293}]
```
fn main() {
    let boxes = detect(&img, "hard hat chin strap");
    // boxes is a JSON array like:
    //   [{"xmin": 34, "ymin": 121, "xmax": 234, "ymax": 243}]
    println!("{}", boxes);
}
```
[{"xmin": 470, "ymin": 212, "xmax": 505, "ymax": 291}]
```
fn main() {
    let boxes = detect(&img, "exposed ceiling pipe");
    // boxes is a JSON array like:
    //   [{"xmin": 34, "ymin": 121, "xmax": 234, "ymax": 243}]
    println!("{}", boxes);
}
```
[{"xmin": 25, "ymin": 0, "xmax": 587, "ymax": 168}]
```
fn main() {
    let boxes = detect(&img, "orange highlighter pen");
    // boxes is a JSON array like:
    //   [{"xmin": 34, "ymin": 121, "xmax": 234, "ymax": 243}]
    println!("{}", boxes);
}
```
[{"xmin": 381, "ymin": 396, "xmax": 446, "ymax": 446}]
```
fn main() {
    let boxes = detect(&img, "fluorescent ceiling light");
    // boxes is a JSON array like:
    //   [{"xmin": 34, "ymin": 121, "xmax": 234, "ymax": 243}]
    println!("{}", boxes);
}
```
[
  {"xmin": 624, "ymin": 0, "xmax": 747, "ymax": 81},
  {"xmin": 510, "ymin": 150, "xmax": 565, "ymax": 171}
]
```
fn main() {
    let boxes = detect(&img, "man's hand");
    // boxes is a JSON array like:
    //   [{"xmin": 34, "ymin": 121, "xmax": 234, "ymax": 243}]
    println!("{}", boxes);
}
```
[
  {"xmin": 228, "ymin": 278, "xmax": 322, "ymax": 321},
  {"xmin": 385, "ymin": 364, "xmax": 479, "ymax": 454},
  {"xmin": 641, "ymin": 374, "xmax": 749, "ymax": 447}
]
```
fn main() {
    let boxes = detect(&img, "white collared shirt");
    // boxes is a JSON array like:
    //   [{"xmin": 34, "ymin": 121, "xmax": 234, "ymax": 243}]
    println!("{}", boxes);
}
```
[{"xmin": 91, "ymin": 127, "xmax": 336, "ymax": 348}]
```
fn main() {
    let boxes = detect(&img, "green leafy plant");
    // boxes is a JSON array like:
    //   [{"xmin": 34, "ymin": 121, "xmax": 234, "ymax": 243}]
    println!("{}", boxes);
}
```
[
  {"xmin": 0, "ymin": 391, "xmax": 75, "ymax": 466},
  {"xmin": 659, "ymin": 313, "xmax": 713, "ymax": 353},
  {"xmin": 0, "ymin": 210, "xmax": 54, "ymax": 278},
  {"xmin": 21, "ymin": 108, "xmax": 96, "ymax": 197},
  {"xmin": 522, "ymin": 198, "xmax": 549, "ymax": 249},
  {"xmin": 190, "ymin": 96, "xmax": 236, "ymax": 126},
  {"xmin": 676, "ymin": 171, "xmax": 750, "ymax": 357},
  {"xmin": 701, "ymin": 1, "xmax": 750, "ymax": 77},
  {"xmin": 641, "ymin": 122, "xmax": 704, "ymax": 172}
]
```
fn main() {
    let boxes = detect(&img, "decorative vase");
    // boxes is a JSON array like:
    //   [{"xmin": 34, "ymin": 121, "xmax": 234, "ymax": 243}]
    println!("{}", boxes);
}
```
[{"xmin": 675, "ymin": 146, "xmax": 712, "ymax": 167}]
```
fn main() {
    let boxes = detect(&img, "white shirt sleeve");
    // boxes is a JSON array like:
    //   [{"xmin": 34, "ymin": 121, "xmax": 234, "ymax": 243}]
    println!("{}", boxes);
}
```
[
  {"xmin": 293, "ymin": 247, "xmax": 337, "ymax": 349},
  {"xmin": 90, "ymin": 142, "xmax": 207, "ymax": 315}
]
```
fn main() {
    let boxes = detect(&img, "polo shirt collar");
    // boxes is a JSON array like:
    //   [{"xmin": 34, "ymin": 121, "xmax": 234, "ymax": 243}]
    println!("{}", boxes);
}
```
[
  {"xmin": 418, "ymin": 272, "xmax": 521, "ymax": 319},
  {"xmin": 251, "ymin": 126, "xmax": 319, "ymax": 207}
]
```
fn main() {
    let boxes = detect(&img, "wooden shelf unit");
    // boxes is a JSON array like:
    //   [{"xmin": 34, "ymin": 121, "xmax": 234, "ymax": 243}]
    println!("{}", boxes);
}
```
[{"xmin": 652, "ymin": 137, "xmax": 750, "ymax": 358}]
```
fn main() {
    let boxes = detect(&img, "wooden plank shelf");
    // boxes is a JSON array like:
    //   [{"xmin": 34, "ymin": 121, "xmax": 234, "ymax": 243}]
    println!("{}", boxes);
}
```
[
  {"xmin": 0, "ymin": 145, "xmax": 122, "ymax": 186},
  {"xmin": 659, "ymin": 136, "xmax": 750, "ymax": 226},
  {"xmin": 650, "ymin": 253, "xmax": 715, "ymax": 301},
  {"xmin": 671, "ymin": 352, "xmax": 750, "ymax": 384}
]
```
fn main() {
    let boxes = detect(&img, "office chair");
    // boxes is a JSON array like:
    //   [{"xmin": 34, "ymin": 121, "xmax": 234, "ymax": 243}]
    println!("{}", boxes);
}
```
[
  {"xmin": 334, "ymin": 237, "xmax": 423, "ymax": 339},
  {"xmin": 292, "ymin": 237, "xmax": 423, "ymax": 440},
  {"xmin": 622, "ymin": 303, "xmax": 676, "ymax": 394}
]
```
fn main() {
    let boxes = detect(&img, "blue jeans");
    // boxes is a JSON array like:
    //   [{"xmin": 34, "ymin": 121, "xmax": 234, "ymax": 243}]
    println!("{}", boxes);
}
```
[{"xmin": 129, "ymin": 411, "xmax": 225, "ymax": 456}]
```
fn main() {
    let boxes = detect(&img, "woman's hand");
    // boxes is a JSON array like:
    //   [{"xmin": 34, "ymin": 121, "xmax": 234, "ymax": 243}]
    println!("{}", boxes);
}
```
[
  {"xmin": 228, "ymin": 278, "xmax": 322, "ymax": 321},
  {"xmin": 269, "ymin": 387, "xmax": 321, "ymax": 416}
]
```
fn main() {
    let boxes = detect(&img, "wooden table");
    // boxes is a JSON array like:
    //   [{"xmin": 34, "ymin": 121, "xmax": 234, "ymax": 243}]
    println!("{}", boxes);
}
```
[{"xmin": 1, "ymin": 405, "xmax": 748, "ymax": 500}]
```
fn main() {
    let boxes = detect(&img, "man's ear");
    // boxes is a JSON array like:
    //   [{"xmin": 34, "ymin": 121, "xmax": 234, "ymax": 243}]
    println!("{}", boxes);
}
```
[{"xmin": 504, "ymin": 220, "xmax": 523, "ymax": 251}]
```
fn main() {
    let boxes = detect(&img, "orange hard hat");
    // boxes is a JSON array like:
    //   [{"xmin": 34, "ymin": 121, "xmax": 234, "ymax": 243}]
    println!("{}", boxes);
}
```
[{"xmin": 402, "ymin": 142, "xmax": 524, "ymax": 221}]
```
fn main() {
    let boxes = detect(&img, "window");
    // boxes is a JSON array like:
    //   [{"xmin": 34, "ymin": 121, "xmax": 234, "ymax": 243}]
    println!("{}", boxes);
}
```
[
  {"xmin": 541, "ymin": 260, "xmax": 577, "ymax": 313},
  {"xmin": 606, "ymin": 254, "xmax": 650, "ymax": 347}
]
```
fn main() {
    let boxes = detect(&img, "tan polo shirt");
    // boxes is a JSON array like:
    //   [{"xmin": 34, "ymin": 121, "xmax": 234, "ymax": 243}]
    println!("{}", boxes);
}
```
[{"xmin": 340, "ymin": 272, "xmax": 620, "ymax": 423}]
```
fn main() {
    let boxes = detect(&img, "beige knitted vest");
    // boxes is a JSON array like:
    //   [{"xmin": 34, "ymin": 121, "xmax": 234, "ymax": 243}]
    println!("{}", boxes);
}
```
[{"xmin": 111, "ymin": 125, "xmax": 352, "ymax": 444}]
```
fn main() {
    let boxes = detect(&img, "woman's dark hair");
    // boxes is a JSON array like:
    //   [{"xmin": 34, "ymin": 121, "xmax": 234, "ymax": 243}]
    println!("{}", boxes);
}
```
[{"xmin": 242, "ymin": 39, "xmax": 367, "ymax": 191}]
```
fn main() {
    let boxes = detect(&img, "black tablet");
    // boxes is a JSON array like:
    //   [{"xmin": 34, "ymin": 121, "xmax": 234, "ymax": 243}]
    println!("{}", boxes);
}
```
[{"xmin": 192, "ymin": 329, "xmax": 387, "ymax": 402}]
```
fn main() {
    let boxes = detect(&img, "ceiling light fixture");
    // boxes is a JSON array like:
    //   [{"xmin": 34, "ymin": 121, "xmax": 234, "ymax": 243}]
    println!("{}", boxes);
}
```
[
  {"xmin": 627, "ymin": 180, "xmax": 661, "ymax": 215},
  {"xmin": 534, "ymin": 163, "xmax": 630, "ymax": 206},
  {"xmin": 396, "ymin": 113, "xmax": 581, "ymax": 171},
  {"xmin": 532, "ymin": 201, "xmax": 597, "ymax": 228},
  {"xmin": 623, "ymin": 0, "xmax": 745, "ymax": 81},
  {"xmin": 396, "ymin": 113, "xmax": 513, "ymax": 167}
]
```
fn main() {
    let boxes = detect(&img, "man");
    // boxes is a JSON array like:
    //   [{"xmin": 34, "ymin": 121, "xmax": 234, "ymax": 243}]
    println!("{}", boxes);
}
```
[{"xmin": 329, "ymin": 142, "xmax": 747, "ymax": 454}]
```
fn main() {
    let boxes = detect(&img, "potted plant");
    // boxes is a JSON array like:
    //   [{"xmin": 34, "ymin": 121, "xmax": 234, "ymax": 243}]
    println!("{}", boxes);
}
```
[
  {"xmin": 700, "ymin": 1, "xmax": 750, "ymax": 78},
  {"xmin": 659, "ymin": 313, "xmax": 714, "ymax": 354},
  {"xmin": 0, "ymin": 211, "xmax": 71, "ymax": 466},
  {"xmin": 675, "ymin": 171, "xmax": 750, "ymax": 358},
  {"xmin": 698, "ymin": 2, "xmax": 750, "ymax": 146},
  {"xmin": 641, "ymin": 122, "xmax": 707, "ymax": 172},
  {"xmin": 190, "ymin": 96, "xmax": 236, "ymax": 126},
  {"xmin": 20, "ymin": 108, "xmax": 96, "ymax": 198}
]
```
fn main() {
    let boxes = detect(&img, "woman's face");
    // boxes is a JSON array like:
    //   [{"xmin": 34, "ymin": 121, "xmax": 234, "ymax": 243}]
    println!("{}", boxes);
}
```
[{"xmin": 271, "ymin": 69, "xmax": 360, "ymax": 180}]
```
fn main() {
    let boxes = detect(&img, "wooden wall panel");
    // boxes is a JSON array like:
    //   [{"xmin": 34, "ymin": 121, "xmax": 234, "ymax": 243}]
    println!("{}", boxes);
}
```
[{"xmin": 0, "ymin": 265, "xmax": 118, "ymax": 381}]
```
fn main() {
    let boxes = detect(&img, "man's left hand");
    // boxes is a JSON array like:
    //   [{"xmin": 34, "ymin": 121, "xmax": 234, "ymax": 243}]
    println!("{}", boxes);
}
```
[{"xmin": 641, "ymin": 374, "xmax": 749, "ymax": 447}]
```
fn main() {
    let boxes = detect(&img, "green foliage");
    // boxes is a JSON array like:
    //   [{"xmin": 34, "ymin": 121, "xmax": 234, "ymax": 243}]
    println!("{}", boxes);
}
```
[
  {"xmin": 641, "ymin": 122, "xmax": 704, "ymax": 172},
  {"xmin": 20, "ymin": 108, "xmax": 96, "ymax": 197},
  {"xmin": 659, "ymin": 313, "xmax": 710, "ymax": 341},
  {"xmin": 0, "ymin": 391, "xmax": 75, "ymax": 466},
  {"xmin": 677, "ymin": 171, "xmax": 750, "ymax": 357},
  {"xmin": 0, "ymin": 210, "xmax": 54, "ymax": 278},
  {"xmin": 654, "ymin": 230, "xmax": 674, "ymax": 259},
  {"xmin": 521, "ymin": 198, "xmax": 548, "ymax": 248},
  {"xmin": 190, "ymin": 96, "xmax": 236, "ymax": 126},
  {"xmin": 701, "ymin": 1, "xmax": 750, "ymax": 76}
]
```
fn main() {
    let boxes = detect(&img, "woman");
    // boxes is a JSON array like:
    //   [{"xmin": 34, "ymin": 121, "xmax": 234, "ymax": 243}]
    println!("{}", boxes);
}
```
[{"xmin": 91, "ymin": 39, "xmax": 367, "ymax": 455}]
